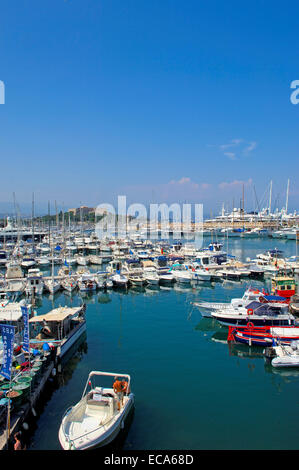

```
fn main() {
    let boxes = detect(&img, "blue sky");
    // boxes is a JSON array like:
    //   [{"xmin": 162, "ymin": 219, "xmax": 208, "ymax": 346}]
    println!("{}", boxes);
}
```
[{"xmin": 0, "ymin": 0, "xmax": 299, "ymax": 215}]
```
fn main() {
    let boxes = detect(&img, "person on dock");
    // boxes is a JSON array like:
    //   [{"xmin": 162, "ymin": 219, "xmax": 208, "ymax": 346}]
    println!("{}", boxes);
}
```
[{"xmin": 14, "ymin": 432, "xmax": 26, "ymax": 451}]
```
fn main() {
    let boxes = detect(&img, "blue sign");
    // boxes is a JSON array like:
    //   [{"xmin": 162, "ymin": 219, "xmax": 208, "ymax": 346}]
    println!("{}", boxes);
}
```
[
  {"xmin": 21, "ymin": 306, "xmax": 30, "ymax": 353},
  {"xmin": 0, "ymin": 324, "xmax": 15, "ymax": 380}
]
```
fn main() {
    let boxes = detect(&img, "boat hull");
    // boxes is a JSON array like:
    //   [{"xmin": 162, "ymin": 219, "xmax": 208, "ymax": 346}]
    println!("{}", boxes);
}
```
[
  {"xmin": 59, "ymin": 394, "xmax": 134, "ymax": 450},
  {"xmin": 272, "ymin": 356, "xmax": 299, "ymax": 368}
]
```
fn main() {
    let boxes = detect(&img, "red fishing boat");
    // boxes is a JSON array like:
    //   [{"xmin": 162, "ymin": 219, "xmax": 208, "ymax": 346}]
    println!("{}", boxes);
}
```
[
  {"xmin": 227, "ymin": 324, "xmax": 299, "ymax": 346},
  {"xmin": 271, "ymin": 275, "xmax": 297, "ymax": 300}
]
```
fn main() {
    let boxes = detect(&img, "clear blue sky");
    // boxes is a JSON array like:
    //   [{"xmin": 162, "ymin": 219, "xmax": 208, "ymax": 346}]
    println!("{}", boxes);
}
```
[{"xmin": 0, "ymin": 0, "xmax": 299, "ymax": 215}]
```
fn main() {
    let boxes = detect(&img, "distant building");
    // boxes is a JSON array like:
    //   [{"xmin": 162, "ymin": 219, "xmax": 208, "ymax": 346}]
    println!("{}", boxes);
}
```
[
  {"xmin": 68, "ymin": 206, "xmax": 95, "ymax": 217},
  {"xmin": 68, "ymin": 208, "xmax": 77, "ymax": 216}
]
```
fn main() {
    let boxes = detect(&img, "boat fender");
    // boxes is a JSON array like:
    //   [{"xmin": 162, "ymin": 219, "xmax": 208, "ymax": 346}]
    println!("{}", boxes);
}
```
[
  {"xmin": 52, "ymin": 368, "xmax": 56, "ymax": 377},
  {"xmin": 247, "ymin": 322, "xmax": 254, "ymax": 329},
  {"xmin": 247, "ymin": 309, "xmax": 253, "ymax": 315},
  {"xmin": 121, "ymin": 420, "xmax": 124, "ymax": 429},
  {"xmin": 22, "ymin": 422, "xmax": 29, "ymax": 431}
]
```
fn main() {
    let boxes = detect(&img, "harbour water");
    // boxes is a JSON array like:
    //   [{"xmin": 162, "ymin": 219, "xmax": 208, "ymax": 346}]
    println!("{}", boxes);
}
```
[{"xmin": 25, "ymin": 237, "xmax": 299, "ymax": 450}]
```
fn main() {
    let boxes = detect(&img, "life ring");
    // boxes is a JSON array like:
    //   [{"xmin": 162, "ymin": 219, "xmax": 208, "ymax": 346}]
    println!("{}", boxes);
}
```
[
  {"xmin": 247, "ymin": 308, "xmax": 253, "ymax": 315},
  {"xmin": 247, "ymin": 322, "xmax": 254, "ymax": 329}
]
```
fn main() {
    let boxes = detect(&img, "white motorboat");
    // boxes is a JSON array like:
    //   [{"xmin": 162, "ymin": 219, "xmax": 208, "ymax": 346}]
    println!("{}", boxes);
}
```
[
  {"xmin": 211, "ymin": 301, "xmax": 295, "ymax": 327},
  {"xmin": 58, "ymin": 371, "xmax": 134, "ymax": 450},
  {"xmin": 192, "ymin": 288, "xmax": 274, "ymax": 318},
  {"xmin": 61, "ymin": 277, "xmax": 77, "ymax": 293},
  {"xmin": 44, "ymin": 278, "xmax": 61, "ymax": 294},
  {"xmin": 143, "ymin": 267, "xmax": 160, "ymax": 285},
  {"xmin": 65, "ymin": 257, "xmax": 77, "ymax": 266},
  {"xmin": 76, "ymin": 255, "xmax": 90, "ymax": 267},
  {"xmin": 186, "ymin": 264, "xmax": 212, "ymax": 282},
  {"xmin": 128, "ymin": 274, "xmax": 146, "ymax": 286},
  {"xmin": 21, "ymin": 257, "xmax": 36, "ymax": 269},
  {"xmin": 5, "ymin": 279, "xmax": 26, "ymax": 297},
  {"xmin": 89, "ymin": 255, "xmax": 103, "ymax": 265},
  {"xmin": 110, "ymin": 273, "xmax": 128, "ymax": 288},
  {"xmin": 37, "ymin": 256, "xmax": 51, "ymax": 267},
  {"xmin": 78, "ymin": 273, "xmax": 98, "ymax": 292},
  {"xmin": 96, "ymin": 272, "xmax": 113, "ymax": 289},
  {"xmin": 171, "ymin": 266, "xmax": 192, "ymax": 284},
  {"xmin": 25, "ymin": 268, "xmax": 44, "ymax": 296},
  {"xmin": 219, "ymin": 268, "xmax": 242, "ymax": 281},
  {"xmin": 38, "ymin": 242, "xmax": 51, "ymax": 254},
  {"xmin": 158, "ymin": 272, "xmax": 175, "ymax": 284}
]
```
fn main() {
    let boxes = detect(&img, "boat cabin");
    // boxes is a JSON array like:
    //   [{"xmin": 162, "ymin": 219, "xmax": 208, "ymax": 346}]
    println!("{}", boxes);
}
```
[
  {"xmin": 29, "ymin": 306, "xmax": 85, "ymax": 342},
  {"xmin": 271, "ymin": 276, "xmax": 297, "ymax": 299}
]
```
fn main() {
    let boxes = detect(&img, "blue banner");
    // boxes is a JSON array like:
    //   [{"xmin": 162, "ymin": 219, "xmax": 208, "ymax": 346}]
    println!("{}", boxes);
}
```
[
  {"xmin": 0, "ymin": 324, "xmax": 15, "ymax": 380},
  {"xmin": 21, "ymin": 306, "xmax": 30, "ymax": 353}
]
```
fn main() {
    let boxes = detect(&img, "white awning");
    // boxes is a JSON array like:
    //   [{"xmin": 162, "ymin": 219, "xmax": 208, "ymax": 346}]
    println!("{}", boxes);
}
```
[{"xmin": 29, "ymin": 306, "xmax": 82, "ymax": 323}]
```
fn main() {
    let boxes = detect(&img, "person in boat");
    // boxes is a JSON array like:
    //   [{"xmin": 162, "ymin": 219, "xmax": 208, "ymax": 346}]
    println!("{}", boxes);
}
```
[
  {"xmin": 113, "ymin": 377, "xmax": 125, "ymax": 411},
  {"xmin": 121, "ymin": 378, "xmax": 129, "ymax": 396},
  {"xmin": 41, "ymin": 318, "xmax": 52, "ymax": 338}
]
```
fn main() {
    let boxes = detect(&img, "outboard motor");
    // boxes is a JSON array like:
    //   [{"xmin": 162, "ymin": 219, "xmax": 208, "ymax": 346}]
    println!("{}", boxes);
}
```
[
  {"xmin": 290, "ymin": 340, "xmax": 299, "ymax": 351},
  {"xmin": 264, "ymin": 346, "xmax": 277, "ymax": 362}
]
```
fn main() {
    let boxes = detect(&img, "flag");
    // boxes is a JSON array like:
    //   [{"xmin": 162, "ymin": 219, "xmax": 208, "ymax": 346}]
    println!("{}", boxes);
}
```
[
  {"xmin": 64, "ymin": 259, "xmax": 69, "ymax": 267},
  {"xmin": 21, "ymin": 306, "xmax": 30, "ymax": 353},
  {"xmin": 0, "ymin": 324, "xmax": 15, "ymax": 380}
]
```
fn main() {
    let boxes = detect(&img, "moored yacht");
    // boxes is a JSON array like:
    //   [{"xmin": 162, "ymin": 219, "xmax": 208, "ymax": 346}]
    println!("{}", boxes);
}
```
[{"xmin": 211, "ymin": 301, "xmax": 295, "ymax": 327}]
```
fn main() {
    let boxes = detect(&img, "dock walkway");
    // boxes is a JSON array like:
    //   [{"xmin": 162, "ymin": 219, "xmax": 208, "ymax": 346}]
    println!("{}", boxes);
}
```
[{"xmin": 0, "ymin": 360, "xmax": 55, "ymax": 450}]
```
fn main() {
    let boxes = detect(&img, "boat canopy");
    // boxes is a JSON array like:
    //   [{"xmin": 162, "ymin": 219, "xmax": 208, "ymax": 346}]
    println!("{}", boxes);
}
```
[
  {"xmin": 141, "ymin": 260, "xmax": 155, "ymax": 267},
  {"xmin": 29, "ymin": 306, "xmax": 83, "ymax": 323},
  {"xmin": 0, "ymin": 308, "xmax": 23, "ymax": 322},
  {"xmin": 264, "ymin": 295, "xmax": 287, "ymax": 302},
  {"xmin": 246, "ymin": 301, "xmax": 288, "ymax": 316}
]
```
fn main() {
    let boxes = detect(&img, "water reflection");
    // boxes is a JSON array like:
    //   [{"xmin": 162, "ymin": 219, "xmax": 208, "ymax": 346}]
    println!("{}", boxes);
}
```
[
  {"xmin": 227, "ymin": 342, "xmax": 265, "ymax": 359},
  {"xmin": 264, "ymin": 361, "xmax": 299, "ymax": 378},
  {"xmin": 97, "ymin": 293, "xmax": 112, "ymax": 304},
  {"xmin": 58, "ymin": 333, "xmax": 88, "ymax": 387},
  {"xmin": 194, "ymin": 317, "xmax": 220, "ymax": 333}
]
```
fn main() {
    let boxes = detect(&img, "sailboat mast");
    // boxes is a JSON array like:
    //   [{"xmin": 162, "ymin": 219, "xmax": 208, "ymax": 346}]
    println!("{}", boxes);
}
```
[
  {"xmin": 268, "ymin": 180, "xmax": 273, "ymax": 215},
  {"xmin": 286, "ymin": 179, "xmax": 290, "ymax": 214},
  {"xmin": 32, "ymin": 193, "xmax": 35, "ymax": 253},
  {"xmin": 242, "ymin": 183, "xmax": 245, "ymax": 227},
  {"xmin": 55, "ymin": 200, "xmax": 58, "ymax": 232}
]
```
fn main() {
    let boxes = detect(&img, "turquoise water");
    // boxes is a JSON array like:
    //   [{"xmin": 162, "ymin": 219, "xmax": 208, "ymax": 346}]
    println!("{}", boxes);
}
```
[{"xmin": 27, "ymin": 238, "xmax": 299, "ymax": 450}]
